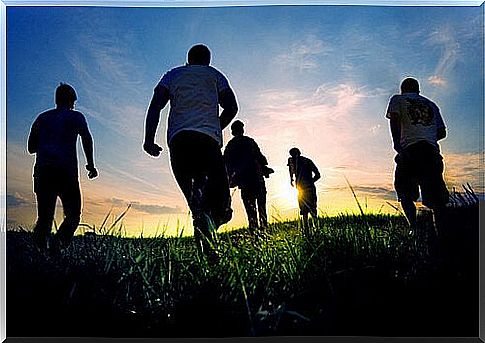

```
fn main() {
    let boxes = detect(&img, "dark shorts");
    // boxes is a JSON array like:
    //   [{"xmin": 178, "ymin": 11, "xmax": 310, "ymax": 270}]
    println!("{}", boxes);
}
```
[
  {"xmin": 33, "ymin": 165, "xmax": 82, "ymax": 231},
  {"xmin": 394, "ymin": 141, "xmax": 449, "ymax": 208},
  {"xmin": 240, "ymin": 180, "xmax": 267, "ymax": 211},
  {"xmin": 297, "ymin": 185, "xmax": 317, "ymax": 215}
]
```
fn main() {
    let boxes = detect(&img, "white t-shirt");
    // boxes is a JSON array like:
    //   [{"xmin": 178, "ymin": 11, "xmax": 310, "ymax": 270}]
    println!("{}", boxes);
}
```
[
  {"xmin": 385, "ymin": 92, "xmax": 446, "ymax": 150},
  {"xmin": 158, "ymin": 65, "xmax": 231, "ymax": 146}
]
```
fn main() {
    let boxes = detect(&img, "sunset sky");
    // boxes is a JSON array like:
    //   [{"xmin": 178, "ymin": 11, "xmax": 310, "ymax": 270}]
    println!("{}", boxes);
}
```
[{"xmin": 6, "ymin": 4, "xmax": 483, "ymax": 237}]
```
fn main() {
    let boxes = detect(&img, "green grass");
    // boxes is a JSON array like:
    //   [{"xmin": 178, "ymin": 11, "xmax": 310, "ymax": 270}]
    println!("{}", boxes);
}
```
[{"xmin": 6, "ymin": 202, "xmax": 479, "ymax": 337}]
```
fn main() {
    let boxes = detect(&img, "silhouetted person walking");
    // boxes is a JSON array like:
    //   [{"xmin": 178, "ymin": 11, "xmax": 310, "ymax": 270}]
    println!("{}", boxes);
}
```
[
  {"xmin": 28, "ymin": 83, "xmax": 98, "ymax": 254},
  {"xmin": 386, "ymin": 77, "xmax": 449, "ymax": 231},
  {"xmin": 287, "ymin": 148, "xmax": 320, "ymax": 229},
  {"xmin": 224, "ymin": 120, "xmax": 273, "ymax": 231},
  {"xmin": 144, "ymin": 44, "xmax": 238, "ymax": 257}
]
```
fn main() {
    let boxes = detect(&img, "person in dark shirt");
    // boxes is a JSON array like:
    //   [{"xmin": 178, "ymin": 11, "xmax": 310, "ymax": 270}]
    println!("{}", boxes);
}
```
[
  {"xmin": 224, "ymin": 120, "xmax": 273, "ymax": 230},
  {"xmin": 287, "ymin": 147, "xmax": 320, "ymax": 229},
  {"xmin": 28, "ymin": 83, "xmax": 98, "ymax": 254}
]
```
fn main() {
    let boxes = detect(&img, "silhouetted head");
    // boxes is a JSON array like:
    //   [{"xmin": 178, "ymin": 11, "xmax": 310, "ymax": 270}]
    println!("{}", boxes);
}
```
[
  {"xmin": 188, "ymin": 44, "xmax": 211, "ymax": 66},
  {"xmin": 400, "ymin": 78, "xmax": 420, "ymax": 94},
  {"xmin": 289, "ymin": 147, "xmax": 301, "ymax": 157},
  {"xmin": 55, "ymin": 83, "xmax": 77, "ymax": 109},
  {"xmin": 231, "ymin": 120, "xmax": 244, "ymax": 136}
]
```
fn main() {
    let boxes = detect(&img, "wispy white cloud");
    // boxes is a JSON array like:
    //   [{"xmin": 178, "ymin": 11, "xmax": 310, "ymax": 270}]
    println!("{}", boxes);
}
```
[
  {"xmin": 426, "ymin": 26, "xmax": 461, "ymax": 87},
  {"xmin": 275, "ymin": 34, "xmax": 331, "ymax": 71},
  {"xmin": 131, "ymin": 202, "xmax": 184, "ymax": 215},
  {"xmin": 106, "ymin": 198, "xmax": 184, "ymax": 215},
  {"xmin": 6, "ymin": 193, "xmax": 31, "ymax": 208},
  {"xmin": 427, "ymin": 75, "xmax": 447, "ymax": 87},
  {"xmin": 66, "ymin": 30, "xmax": 151, "ymax": 140},
  {"xmin": 323, "ymin": 185, "xmax": 396, "ymax": 202},
  {"xmin": 443, "ymin": 151, "xmax": 483, "ymax": 192},
  {"xmin": 253, "ymin": 83, "xmax": 383, "ymax": 124}
]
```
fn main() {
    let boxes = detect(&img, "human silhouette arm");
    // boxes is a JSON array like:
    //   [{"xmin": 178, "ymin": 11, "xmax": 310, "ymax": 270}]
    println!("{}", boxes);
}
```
[
  {"xmin": 79, "ymin": 124, "xmax": 98, "ymax": 179},
  {"xmin": 27, "ymin": 118, "xmax": 39, "ymax": 154},
  {"xmin": 144, "ymin": 84, "xmax": 169, "ymax": 157},
  {"xmin": 288, "ymin": 158, "xmax": 295, "ymax": 187},
  {"xmin": 388, "ymin": 112, "xmax": 402, "ymax": 153},
  {"xmin": 312, "ymin": 161, "xmax": 321, "ymax": 183},
  {"xmin": 251, "ymin": 140, "xmax": 268, "ymax": 166},
  {"xmin": 219, "ymin": 88, "xmax": 238, "ymax": 130},
  {"xmin": 223, "ymin": 143, "xmax": 238, "ymax": 187},
  {"xmin": 437, "ymin": 127, "xmax": 446, "ymax": 140},
  {"xmin": 435, "ymin": 107, "xmax": 446, "ymax": 141}
]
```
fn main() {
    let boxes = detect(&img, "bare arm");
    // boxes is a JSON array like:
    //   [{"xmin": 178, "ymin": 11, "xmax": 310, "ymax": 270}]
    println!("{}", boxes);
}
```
[
  {"xmin": 144, "ymin": 84, "xmax": 170, "ymax": 157},
  {"xmin": 27, "ymin": 119, "xmax": 39, "ymax": 154},
  {"xmin": 80, "ymin": 127, "xmax": 98, "ymax": 179},
  {"xmin": 81, "ymin": 131, "xmax": 94, "ymax": 168},
  {"xmin": 437, "ymin": 127, "xmax": 446, "ymax": 141},
  {"xmin": 288, "ymin": 159, "xmax": 295, "ymax": 186},
  {"xmin": 388, "ymin": 112, "xmax": 402, "ymax": 153},
  {"xmin": 252, "ymin": 140, "xmax": 268, "ymax": 166},
  {"xmin": 434, "ymin": 103, "xmax": 446, "ymax": 141},
  {"xmin": 312, "ymin": 162, "xmax": 321, "ymax": 183},
  {"xmin": 219, "ymin": 88, "xmax": 238, "ymax": 130}
]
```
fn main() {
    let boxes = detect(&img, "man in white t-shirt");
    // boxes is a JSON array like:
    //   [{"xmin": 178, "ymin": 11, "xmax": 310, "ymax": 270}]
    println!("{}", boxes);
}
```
[
  {"xmin": 386, "ymin": 77, "xmax": 449, "ymax": 230},
  {"xmin": 143, "ymin": 44, "xmax": 238, "ymax": 257}
]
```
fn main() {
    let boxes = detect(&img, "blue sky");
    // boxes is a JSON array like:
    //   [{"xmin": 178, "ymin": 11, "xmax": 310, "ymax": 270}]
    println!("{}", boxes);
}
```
[{"xmin": 6, "ymin": 4, "xmax": 483, "ymax": 236}]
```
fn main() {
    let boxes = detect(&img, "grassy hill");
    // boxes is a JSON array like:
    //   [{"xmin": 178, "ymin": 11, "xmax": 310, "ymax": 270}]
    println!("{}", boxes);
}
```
[{"xmin": 6, "ymin": 205, "xmax": 479, "ymax": 337}]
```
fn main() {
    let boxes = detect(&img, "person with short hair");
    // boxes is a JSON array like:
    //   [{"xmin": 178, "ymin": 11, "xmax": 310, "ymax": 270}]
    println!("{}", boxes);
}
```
[
  {"xmin": 28, "ymin": 83, "xmax": 98, "ymax": 254},
  {"xmin": 143, "ymin": 44, "xmax": 238, "ymax": 257},
  {"xmin": 287, "ymin": 148, "xmax": 320, "ymax": 229},
  {"xmin": 224, "ymin": 120, "xmax": 273, "ymax": 230},
  {"xmin": 385, "ymin": 77, "xmax": 449, "ymax": 230}
]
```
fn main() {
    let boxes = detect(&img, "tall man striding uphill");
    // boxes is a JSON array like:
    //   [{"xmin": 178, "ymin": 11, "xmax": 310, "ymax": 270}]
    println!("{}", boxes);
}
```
[{"xmin": 143, "ymin": 44, "xmax": 238, "ymax": 256}]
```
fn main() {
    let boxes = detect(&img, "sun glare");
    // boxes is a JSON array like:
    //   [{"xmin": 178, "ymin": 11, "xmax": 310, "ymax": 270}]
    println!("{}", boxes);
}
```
[{"xmin": 281, "ymin": 184, "xmax": 299, "ymax": 207}]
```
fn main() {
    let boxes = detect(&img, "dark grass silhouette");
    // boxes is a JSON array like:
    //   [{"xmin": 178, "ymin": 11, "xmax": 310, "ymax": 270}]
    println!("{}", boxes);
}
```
[{"xmin": 6, "ymin": 192, "xmax": 478, "ymax": 337}]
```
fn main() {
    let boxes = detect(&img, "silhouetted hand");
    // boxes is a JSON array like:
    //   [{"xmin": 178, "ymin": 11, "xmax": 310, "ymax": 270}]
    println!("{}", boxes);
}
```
[
  {"xmin": 86, "ymin": 165, "xmax": 98, "ymax": 179},
  {"xmin": 144, "ymin": 142, "xmax": 163, "ymax": 157},
  {"xmin": 290, "ymin": 180, "xmax": 294, "ymax": 187}
]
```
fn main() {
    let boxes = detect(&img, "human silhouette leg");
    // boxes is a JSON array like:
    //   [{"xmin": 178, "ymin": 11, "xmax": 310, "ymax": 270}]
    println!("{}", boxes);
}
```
[
  {"xmin": 256, "ymin": 186, "xmax": 268, "ymax": 229},
  {"xmin": 203, "ymin": 148, "xmax": 232, "ymax": 229},
  {"xmin": 299, "ymin": 186, "xmax": 316, "ymax": 235},
  {"xmin": 32, "ymin": 171, "xmax": 58, "ymax": 252},
  {"xmin": 394, "ymin": 150, "xmax": 419, "ymax": 230},
  {"xmin": 33, "ymin": 189, "xmax": 57, "ymax": 252},
  {"xmin": 421, "ymin": 151, "xmax": 449, "ymax": 234},
  {"xmin": 308, "ymin": 186, "xmax": 318, "ymax": 227},
  {"xmin": 55, "ymin": 179, "xmax": 82, "ymax": 250},
  {"xmin": 171, "ymin": 168, "xmax": 212, "ymax": 255},
  {"xmin": 301, "ymin": 212, "xmax": 310, "ymax": 235},
  {"xmin": 170, "ymin": 131, "xmax": 229, "ymax": 258},
  {"xmin": 400, "ymin": 198, "xmax": 417, "ymax": 229},
  {"xmin": 170, "ymin": 132, "xmax": 209, "ymax": 255},
  {"xmin": 241, "ymin": 188, "xmax": 258, "ymax": 230}
]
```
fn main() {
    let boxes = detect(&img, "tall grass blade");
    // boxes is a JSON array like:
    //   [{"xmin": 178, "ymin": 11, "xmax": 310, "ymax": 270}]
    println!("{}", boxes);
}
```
[{"xmin": 108, "ymin": 204, "xmax": 132, "ymax": 232}]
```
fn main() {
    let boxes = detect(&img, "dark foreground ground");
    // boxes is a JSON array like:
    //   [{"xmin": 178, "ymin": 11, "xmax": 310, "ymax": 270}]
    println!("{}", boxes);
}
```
[{"xmin": 6, "ymin": 205, "xmax": 479, "ymax": 338}]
